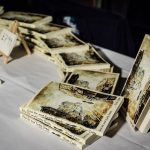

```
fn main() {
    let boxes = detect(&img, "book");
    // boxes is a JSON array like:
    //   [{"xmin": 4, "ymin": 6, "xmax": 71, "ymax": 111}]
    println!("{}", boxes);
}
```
[
  {"xmin": 138, "ymin": 106, "xmax": 150, "ymax": 133},
  {"xmin": 0, "ymin": 79, "xmax": 3, "ymax": 84},
  {"xmin": 30, "ymin": 23, "xmax": 71, "ymax": 38},
  {"xmin": 121, "ymin": 34, "xmax": 150, "ymax": 132},
  {"xmin": 65, "ymin": 70, "xmax": 119, "ymax": 94},
  {"xmin": 0, "ymin": 6, "xmax": 4, "ymax": 15},
  {"xmin": 25, "ymin": 81, "xmax": 123, "ymax": 136},
  {"xmin": 52, "ymin": 46, "xmax": 111, "ymax": 72}
]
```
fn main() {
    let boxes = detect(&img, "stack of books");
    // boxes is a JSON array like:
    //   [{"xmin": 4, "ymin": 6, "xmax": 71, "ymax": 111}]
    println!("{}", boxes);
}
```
[{"xmin": 0, "ymin": 10, "xmax": 150, "ymax": 149}]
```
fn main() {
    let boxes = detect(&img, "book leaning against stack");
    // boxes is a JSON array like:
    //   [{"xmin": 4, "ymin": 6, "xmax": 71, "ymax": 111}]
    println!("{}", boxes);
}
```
[
  {"xmin": 2, "ymin": 10, "xmax": 150, "ymax": 149},
  {"xmin": 121, "ymin": 34, "xmax": 150, "ymax": 133}
]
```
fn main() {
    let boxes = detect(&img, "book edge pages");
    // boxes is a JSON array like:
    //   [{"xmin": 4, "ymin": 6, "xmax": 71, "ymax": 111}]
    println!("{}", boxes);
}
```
[
  {"xmin": 20, "ymin": 103, "xmax": 119, "ymax": 144},
  {"xmin": 52, "ymin": 49, "xmax": 110, "ymax": 72}
]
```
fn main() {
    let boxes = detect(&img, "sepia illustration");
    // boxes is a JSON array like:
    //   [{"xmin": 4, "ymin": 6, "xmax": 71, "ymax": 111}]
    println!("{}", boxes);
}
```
[
  {"xmin": 52, "ymin": 46, "xmax": 110, "ymax": 72},
  {"xmin": 43, "ymin": 34, "xmax": 82, "ymax": 49},
  {"xmin": 56, "ymin": 47, "xmax": 107, "ymax": 66},
  {"xmin": 66, "ymin": 70, "xmax": 119, "ymax": 94},
  {"xmin": 122, "ymin": 35, "xmax": 150, "ymax": 127},
  {"xmin": 27, "ymin": 82, "xmax": 123, "ymax": 135}
]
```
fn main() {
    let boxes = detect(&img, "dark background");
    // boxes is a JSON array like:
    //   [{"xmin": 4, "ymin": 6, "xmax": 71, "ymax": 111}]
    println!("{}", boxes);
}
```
[{"xmin": 0, "ymin": 0, "xmax": 149, "ymax": 58}]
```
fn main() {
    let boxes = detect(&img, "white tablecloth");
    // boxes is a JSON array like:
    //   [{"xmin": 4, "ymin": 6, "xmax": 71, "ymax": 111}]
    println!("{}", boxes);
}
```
[{"xmin": 0, "ymin": 47, "xmax": 150, "ymax": 150}]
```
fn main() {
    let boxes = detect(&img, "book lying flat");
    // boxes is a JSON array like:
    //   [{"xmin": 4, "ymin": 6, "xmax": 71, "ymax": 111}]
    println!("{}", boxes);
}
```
[
  {"xmin": 0, "ymin": 79, "xmax": 4, "ymax": 84},
  {"xmin": 20, "ymin": 27, "xmax": 87, "ymax": 55},
  {"xmin": 23, "ymin": 31, "xmax": 88, "ymax": 55},
  {"xmin": 18, "ymin": 23, "xmax": 70, "ymax": 39},
  {"xmin": 121, "ymin": 34, "xmax": 150, "ymax": 132},
  {"xmin": 137, "ymin": 98, "xmax": 150, "ymax": 133},
  {"xmin": 25, "ymin": 81, "xmax": 123, "ymax": 136},
  {"xmin": 52, "ymin": 46, "xmax": 111, "ymax": 72},
  {"xmin": 65, "ymin": 70, "xmax": 119, "ymax": 94},
  {"xmin": 138, "ymin": 105, "xmax": 150, "ymax": 133},
  {"xmin": 0, "ymin": 11, "xmax": 52, "ymax": 28}
]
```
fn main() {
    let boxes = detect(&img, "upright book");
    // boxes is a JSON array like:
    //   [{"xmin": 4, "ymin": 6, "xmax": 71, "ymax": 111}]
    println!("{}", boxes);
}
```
[{"xmin": 121, "ymin": 34, "xmax": 150, "ymax": 132}]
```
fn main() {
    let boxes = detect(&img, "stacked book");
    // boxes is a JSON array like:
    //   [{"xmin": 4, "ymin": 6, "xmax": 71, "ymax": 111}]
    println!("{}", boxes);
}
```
[{"xmin": 20, "ymin": 81, "xmax": 124, "ymax": 149}]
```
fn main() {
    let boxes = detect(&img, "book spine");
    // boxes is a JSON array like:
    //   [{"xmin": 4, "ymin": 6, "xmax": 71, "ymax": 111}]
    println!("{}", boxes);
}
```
[
  {"xmin": 20, "ymin": 113, "xmax": 84, "ymax": 149},
  {"xmin": 21, "ymin": 108, "xmax": 87, "ymax": 144}
]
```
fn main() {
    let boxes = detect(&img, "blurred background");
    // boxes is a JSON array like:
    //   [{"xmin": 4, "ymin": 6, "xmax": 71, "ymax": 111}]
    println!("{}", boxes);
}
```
[{"xmin": 0, "ymin": 0, "xmax": 149, "ymax": 58}]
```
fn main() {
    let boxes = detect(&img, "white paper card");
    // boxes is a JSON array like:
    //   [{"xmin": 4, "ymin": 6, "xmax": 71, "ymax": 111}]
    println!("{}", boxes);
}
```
[{"xmin": 0, "ymin": 29, "xmax": 17, "ymax": 56}]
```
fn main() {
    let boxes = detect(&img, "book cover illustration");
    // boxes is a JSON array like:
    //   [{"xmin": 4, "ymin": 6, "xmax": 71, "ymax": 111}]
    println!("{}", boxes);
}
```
[
  {"xmin": 66, "ymin": 70, "xmax": 119, "ymax": 94},
  {"xmin": 122, "ymin": 35, "xmax": 150, "ymax": 129}
]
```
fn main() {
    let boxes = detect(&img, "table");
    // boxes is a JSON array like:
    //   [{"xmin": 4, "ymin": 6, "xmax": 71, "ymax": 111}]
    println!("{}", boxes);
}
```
[{"xmin": 0, "ymin": 47, "xmax": 150, "ymax": 150}]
